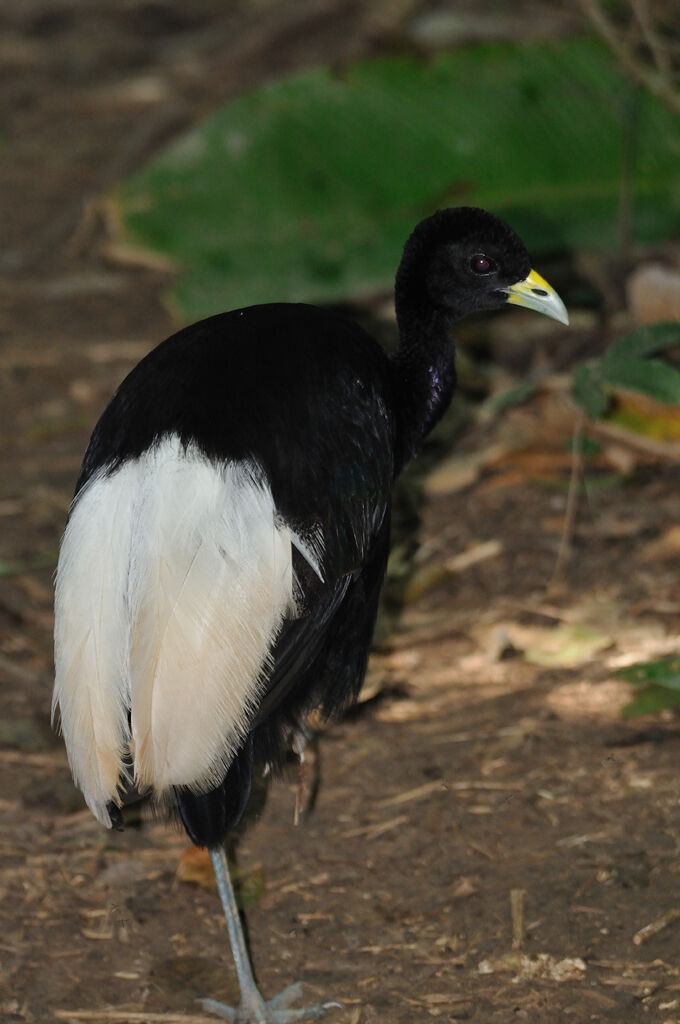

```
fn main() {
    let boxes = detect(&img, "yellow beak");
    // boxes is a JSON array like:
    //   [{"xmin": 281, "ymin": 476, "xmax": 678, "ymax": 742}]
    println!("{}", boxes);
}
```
[{"xmin": 505, "ymin": 269, "xmax": 569, "ymax": 326}]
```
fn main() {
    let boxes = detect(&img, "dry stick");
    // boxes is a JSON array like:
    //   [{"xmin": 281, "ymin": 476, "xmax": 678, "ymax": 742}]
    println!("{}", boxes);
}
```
[
  {"xmin": 511, "ymin": 889, "xmax": 526, "ymax": 950},
  {"xmin": 548, "ymin": 412, "xmax": 584, "ymax": 590},
  {"xmin": 0, "ymin": 749, "xmax": 67, "ymax": 768},
  {"xmin": 633, "ymin": 908, "xmax": 680, "ymax": 945},
  {"xmin": 577, "ymin": 0, "xmax": 680, "ymax": 115},
  {"xmin": 377, "ymin": 779, "xmax": 446, "ymax": 808},
  {"xmin": 590, "ymin": 957, "xmax": 679, "ymax": 972},
  {"xmin": 378, "ymin": 779, "xmax": 523, "ymax": 808},
  {"xmin": 54, "ymin": 1013, "xmax": 214, "ymax": 1023},
  {"xmin": 630, "ymin": 0, "xmax": 673, "ymax": 76},
  {"xmin": 343, "ymin": 814, "xmax": 409, "ymax": 840}
]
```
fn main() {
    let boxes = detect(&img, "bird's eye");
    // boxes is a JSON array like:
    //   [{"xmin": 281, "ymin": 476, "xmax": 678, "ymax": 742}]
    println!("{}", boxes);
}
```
[{"xmin": 470, "ymin": 254, "xmax": 496, "ymax": 275}]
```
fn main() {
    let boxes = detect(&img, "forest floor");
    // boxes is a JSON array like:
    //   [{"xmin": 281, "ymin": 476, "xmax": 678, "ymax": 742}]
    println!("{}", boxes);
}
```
[{"xmin": 1, "ymin": 3, "xmax": 679, "ymax": 1023}]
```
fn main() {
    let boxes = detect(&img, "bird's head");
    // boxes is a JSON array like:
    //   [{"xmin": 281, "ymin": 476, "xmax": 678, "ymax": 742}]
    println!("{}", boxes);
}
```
[{"xmin": 396, "ymin": 206, "xmax": 568, "ymax": 327}]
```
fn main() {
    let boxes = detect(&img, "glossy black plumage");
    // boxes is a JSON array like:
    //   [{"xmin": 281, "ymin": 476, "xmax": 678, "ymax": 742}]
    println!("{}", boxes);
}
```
[{"xmin": 61, "ymin": 206, "xmax": 562, "ymax": 849}]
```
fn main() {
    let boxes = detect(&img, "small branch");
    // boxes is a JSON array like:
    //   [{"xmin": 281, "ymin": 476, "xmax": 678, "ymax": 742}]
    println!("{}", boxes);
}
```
[
  {"xmin": 511, "ymin": 889, "xmax": 526, "ymax": 950},
  {"xmin": 631, "ymin": 0, "xmax": 672, "ymax": 75},
  {"xmin": 578, "ymin": 0, "xmax": 680, "ymax": 115},
  {"xmin": 54, "ymin": 1013, "xmax": 214, "ymax": 1023},
  {"xmin": 0, "ymin": 749, "xmax": 67, "ymax": 768},
  {"xmin": 633, "ymin": 907, "xmax": 680, "ymax": 945}
]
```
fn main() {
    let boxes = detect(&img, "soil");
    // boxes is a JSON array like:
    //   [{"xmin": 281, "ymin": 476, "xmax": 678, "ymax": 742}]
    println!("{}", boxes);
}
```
[{"xmin": 1, "ymin": 3, "xmax": 679, "ymax": 1024}]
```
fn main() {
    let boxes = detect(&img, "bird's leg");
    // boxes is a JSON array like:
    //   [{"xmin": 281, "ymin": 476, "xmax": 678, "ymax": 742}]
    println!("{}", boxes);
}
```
[
  {"xmin": 292, "ymin": 731, "xmax": 309, "ymax": 827},
  {"xmin": 200, "ymin": 844, "xmax": 340, "ymax": 1024}
]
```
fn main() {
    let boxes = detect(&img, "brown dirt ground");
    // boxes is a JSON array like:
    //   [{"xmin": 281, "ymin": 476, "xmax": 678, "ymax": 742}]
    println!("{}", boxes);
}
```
[{"xmin": 1, "ymin": 3, "xmax": 680, "ymax": 1023}]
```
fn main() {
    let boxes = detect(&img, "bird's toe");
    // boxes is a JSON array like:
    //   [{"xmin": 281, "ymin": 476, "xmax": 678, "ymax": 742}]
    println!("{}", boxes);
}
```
[
  {"xmin": 268, "ymin": 982, "xmax": 304, "ymax": 1009},
  {"xmin": 200, "ymin": 985, "xmax": 341, "ymax": 1023},
  {"xmin": 199, "ymin": 997, "xmax": 238, "ymax": 1021}
]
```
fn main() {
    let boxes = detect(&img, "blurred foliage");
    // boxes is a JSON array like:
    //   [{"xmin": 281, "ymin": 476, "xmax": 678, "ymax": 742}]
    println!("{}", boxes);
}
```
[
  {"xmin": 578, "ymin": 0, "xmax": 680, "ymax": 117},
  {"xmin": 0, "ymin": 552, "xmax": 57, "ymax": 577},
  {"xmin": 571, "ymin": 322, "xmax": 680, "ymax": 419},
  {"xmin": 482, "ymin": 382, "xmax": 540, "ymax": 416},
  {"xmin": 574, "ymin": 321, "xmax": 680, "ymax": 721},
  {"xmin": 487, "ymin": 323, "xmax": 680, "ymax": 440},
  {"xmin": 618, "ymin": 656, "xmax": 680, "ymax": 716},
  {"xmin": 567, "ymin": 435, "xmax": 602, "ymax": 457},
  {"xmin": 116, "ymin": 38, "xmax": 680, "ymax": 319}
]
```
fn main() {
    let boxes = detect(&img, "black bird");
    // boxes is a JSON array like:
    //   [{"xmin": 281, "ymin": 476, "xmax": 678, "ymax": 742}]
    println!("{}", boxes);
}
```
[{"xmin": 53, "ymin": 207, "xmax": 567, "ymax": 1023}]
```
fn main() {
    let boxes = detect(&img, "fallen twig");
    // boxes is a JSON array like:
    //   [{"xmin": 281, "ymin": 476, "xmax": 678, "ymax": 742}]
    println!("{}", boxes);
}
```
[
  {"xmin": 343, "ymin": 814, "xmax": 409, "ymax": 839},
  {"xmin": 633, "ymin": 908, "xmax": 680, "ymax": 946},
  {"xmin": 377, "ymin": 779, "xmax": 446, "ymax": 808},
  {"xmin": 54, "ymin": 1013, "xmax": 215, "ymax": 1023},
  {"xmin": 511, "ymin": 889, "xmax": 526, "ymax": 950},
  {"xmin": 0, "ymin": 749, "xmax": 68, "ymax": 768}
]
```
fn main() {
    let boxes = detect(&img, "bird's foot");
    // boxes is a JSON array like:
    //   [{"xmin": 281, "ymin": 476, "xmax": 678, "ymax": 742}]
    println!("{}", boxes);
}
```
[{"xmin": 200, "ymin": 981, "xmax": 341, "ymax": 1023}]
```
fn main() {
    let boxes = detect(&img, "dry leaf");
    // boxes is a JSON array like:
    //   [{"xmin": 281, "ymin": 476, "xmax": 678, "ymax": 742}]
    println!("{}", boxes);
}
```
[
  {"xmin": 602, "ymin": 443, "xmax": 638, "ymax": 475},
  {"xmin": 640, "ymin": 525, "xmax": 680, "ymax": 563},
  {"xmin": 609, "ymin": 388, "xmax": 680, "ymax": 442},
  {"xmin": 423, "ymin": 445, "xmax": 505, "ymax": 496},
  {"xmin": 510, "ymin": 623, "xmax": 613, "ymax": 667},
  {"xmin": 176, "ymin": 846, "xmax": 215, "ymax": 888}
]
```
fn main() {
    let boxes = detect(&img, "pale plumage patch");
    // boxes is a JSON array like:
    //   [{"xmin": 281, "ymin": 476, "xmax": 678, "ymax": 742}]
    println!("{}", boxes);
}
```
[{"xmin": 53, "ymin": 436, "xmax": 320, "ymax": 826}]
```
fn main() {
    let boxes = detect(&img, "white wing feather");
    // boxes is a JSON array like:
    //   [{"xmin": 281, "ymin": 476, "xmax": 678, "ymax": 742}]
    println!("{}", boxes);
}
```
[
  {"xmin": 53, "ymin": 436, "xmax": 313, "ymax": 825},
  {"xmin": 53, "ymin": 468, "xmax": 136, "ymax": 825}
]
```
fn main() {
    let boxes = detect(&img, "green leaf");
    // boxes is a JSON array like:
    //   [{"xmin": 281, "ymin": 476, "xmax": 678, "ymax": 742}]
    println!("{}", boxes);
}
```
[
  {"xmin": 566, "ymin": 435, "xmax": 602, "ymax": 456},
  {"xmin": 622, "ymin": 684, "xmax": 680, "ymax": 717},
  {"xmin": 483, "ymin": 382, "xmax": 539, "ymax": 416},
  {"xmin": 116, "ymin": 38, "xmax": 680, "ymax": 319},
  {"xmin": 601, "ymin": 357, "xmax": 680, "ymax": 404},
  {"xmin": 617, "ymin": 656, "xmax": 680, "ymax": 690},
  {"xmin": 571, "ymin": 363, "xmax": 609, "ymax": 419},
  {"xmin": 619, "ymin": 656, "xmax": 680, "ymax": 718},
  {"xmin": 234, "ymin": 864, "xmax": 266, "ymax": 910},
  {"xmin": 599, "ymin": 323, "xmax": 680, "ymax": 405},
  {"xmin": 602, "ymin": 322, "xmax": 680, "ymax": 364}
]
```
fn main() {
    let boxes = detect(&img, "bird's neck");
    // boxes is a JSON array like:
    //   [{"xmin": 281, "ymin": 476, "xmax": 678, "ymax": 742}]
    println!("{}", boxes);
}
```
[{"xmin": 390, "ymin": 305, "xmax": 457, "ymax": 469}]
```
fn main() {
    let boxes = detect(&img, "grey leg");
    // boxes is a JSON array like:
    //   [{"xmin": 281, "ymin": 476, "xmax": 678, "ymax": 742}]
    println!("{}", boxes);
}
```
[{"xmin": 199, "ymin": 844, "xmax": 341, "ymax": 1024}]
